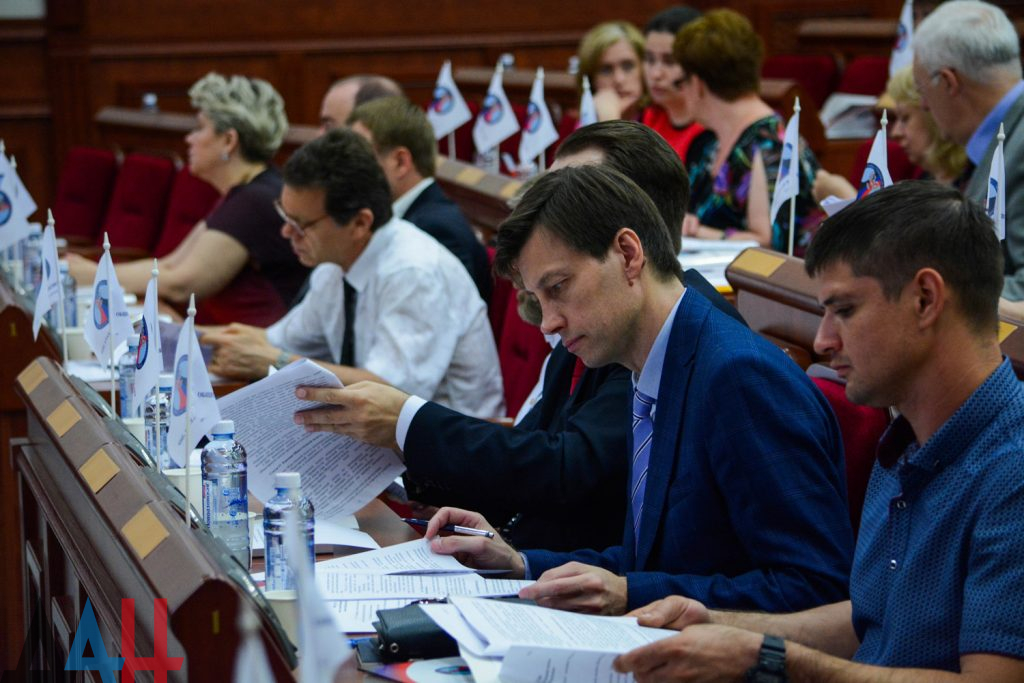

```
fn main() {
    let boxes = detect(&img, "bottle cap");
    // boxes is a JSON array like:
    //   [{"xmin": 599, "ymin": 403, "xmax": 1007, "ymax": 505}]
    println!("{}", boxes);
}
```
[
  {"xmin": 158, "ymin": 372, "xmax": 173, "ymax": 390},
  {"xmin": 274, "ymin": 472, "xmax": 301, "ymax": 489},
  {"xmin": 129, "ymin": 333, "xmax": 140, "ymax": 346},
  {"xmin": 211, "ymin": 419, "xmax": 235, "ymax": 436}
]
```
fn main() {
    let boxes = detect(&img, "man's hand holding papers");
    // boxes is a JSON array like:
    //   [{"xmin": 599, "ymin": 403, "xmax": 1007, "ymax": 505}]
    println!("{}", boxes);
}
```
[
  {"xmin": 293, "ymin": 382, "xmax": 408, "ymax": 451},
  {"xmin": 519, "ymin": 561, "xmax": 627, "ymax": 615},
  {"xmin": 425, "ymin": 508, "xmax": 525, "ymax": 578}
]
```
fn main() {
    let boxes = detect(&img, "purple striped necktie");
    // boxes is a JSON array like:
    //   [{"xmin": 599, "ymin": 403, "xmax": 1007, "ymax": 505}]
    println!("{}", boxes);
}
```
[{"xmin": 631, "ymin": 388, "xmax": 655, "ymax": 555}]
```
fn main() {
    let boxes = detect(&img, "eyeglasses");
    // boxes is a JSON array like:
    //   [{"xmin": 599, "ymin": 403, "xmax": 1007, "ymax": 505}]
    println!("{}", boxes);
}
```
[{"xmin": 274, "ymin": 199, "xmax": 330, "ymax": 237}]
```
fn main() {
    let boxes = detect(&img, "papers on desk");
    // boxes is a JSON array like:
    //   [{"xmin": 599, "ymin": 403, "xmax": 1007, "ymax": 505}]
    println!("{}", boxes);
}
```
[
  {"xmin": 65, "ymin": 360, "xmax": 117, "ymax": 383},
  {"xmin": 250, "ymin": 515, "xmax": 379, "ymax": 555},
  {"xmin": 316, "ymin": 539, "xmax": 474, "ymax": 575},
  {"xmin": 678, "ymin": 238, "xmax": 759, "ymax": 290},
  {"xmin": 424, "ymin": 597, "xmax": 677, "ymax": 683},
  {"xmin": 217, "ymin": 359, "xmax": 405, "ymax": 527}
]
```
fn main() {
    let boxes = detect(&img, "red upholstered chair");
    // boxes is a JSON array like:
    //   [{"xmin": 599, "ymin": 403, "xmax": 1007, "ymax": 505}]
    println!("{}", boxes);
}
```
[
  {"xmin": 497, "ymin": 285, "xmax": 550, "ymax": 418},
  {"xmin": 837, "ymin": 56, "xmax": 890, "ymax": 96},
  {"xmin": 762, "ymin": 54, "xmax": 840, "ymax": 108},
  {"xmin": 101, "ymin": 153, "xmax": 177, "ymax": 254},
  {"xmin": 488, "ymin": 247, "xmax": 512, "ymax": 342},
  {"xmin": 153, "ymin": 168, "xmax": 220, "ymax": 258},
  {"xmin": 52, "ymin": 146, "xmax": 119, "ymax": 245},
  {"xmin": 809, "ymin": 369, "xmax": 890, "ymax": 535},
  {"xmin": 846, "ymin": 136, "xmax": 919, "ymax": 185}
]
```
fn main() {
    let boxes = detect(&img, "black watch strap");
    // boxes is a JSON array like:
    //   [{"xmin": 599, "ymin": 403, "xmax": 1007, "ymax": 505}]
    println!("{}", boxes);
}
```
[{"xmin": 746, "ymin": 634, "xmax": 787, "ymax": 683}]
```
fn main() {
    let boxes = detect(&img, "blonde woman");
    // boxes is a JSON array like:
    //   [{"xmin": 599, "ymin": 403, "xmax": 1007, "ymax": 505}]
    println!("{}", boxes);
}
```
[
  {"xmin": 577, "ymin": 21, "xmax": 647, "ymax": 121},
  {"xmin": 69, "ymin": 72, "xmax": 308, "ymax": 325}
]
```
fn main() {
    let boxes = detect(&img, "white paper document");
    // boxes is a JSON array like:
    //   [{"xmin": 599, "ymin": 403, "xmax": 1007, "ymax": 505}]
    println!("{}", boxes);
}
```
[
  {"xmin": 501, "ymin": 647, "xmax": 632, "ymax": 683},
  {"xmin": 327, "ymin": 598, "xmax": 415, "ymax": 633},
  {"xmin": 315, "ymin": 539, "xmax": 473, "ymax": 575},
  {"xmin": 217, "ymin": 359, "xmax": 405, "ymax": 524},
  {"xmin": 315, "ymin": 570, "xmax": 533, "ymax": 600},
  {"xmin": 251, "ymin": 516, "xmax": 378, "ymax": 553}
]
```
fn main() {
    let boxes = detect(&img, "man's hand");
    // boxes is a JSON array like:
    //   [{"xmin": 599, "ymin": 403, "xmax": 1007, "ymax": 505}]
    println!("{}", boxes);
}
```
[
  {"xmin": 519, "ymin": 562, "xmax": 628, "ymax": 615},
  {"xmin": 628, "ymin": 595, "xmax": 711, "ymax": 630},
  {"xmin": 204, "ymin": 323, "xmax": 277, "ymax": 380},
  {"xmin": 613, "ymin": 623, "xmax": 762, "ymax": 682},
  {"xmin": 66, "ymin": 252, "xmax": 98, "ymax": 285},
  {"xmin": 424, "ymin": 507, "xmax": 525, "ymax": 578},
  {"xmin": 293, "ymin": 382, "xmax": 409, "ymax": 451}
]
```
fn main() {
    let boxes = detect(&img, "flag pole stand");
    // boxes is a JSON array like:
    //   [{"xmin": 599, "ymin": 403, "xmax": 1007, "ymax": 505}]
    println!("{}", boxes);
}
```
[
  {"xmin": 183, "ymin": 292, "xmax": 196, "ymax": 529},
  {"xmin": 101, "ymin": 233, "xmax": 117, "ymax": 411},
  {"xmin": 447, "ymin": 132, "xmax": 456, "ymax": 161},
  {"xmin": 787, "ymin": 97, "xmax": 802, "ymax": 257},
  {"xmin": 787, "ymin": 198, "xmax": 797, "ymax": 257},
  {"xmin": 48, "ymin": 210, "xmax": 69, "ymax": 365},
  {"xmin": 538, "ymin": 150, "xmax": 546, "ymax": 173},
  {"xmin": 152, "ymin": 259, "xmax": 163, "ymax": 475}
]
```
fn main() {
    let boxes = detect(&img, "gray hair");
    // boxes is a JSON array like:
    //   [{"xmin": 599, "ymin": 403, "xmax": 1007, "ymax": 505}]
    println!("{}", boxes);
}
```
[
  {"xmin": 914, "ymin": 1, "xmax": 1022, "ymax": 84},
  {"xmin": 189, "ymin": 72, "xmax": 288, "ymax": 163}
]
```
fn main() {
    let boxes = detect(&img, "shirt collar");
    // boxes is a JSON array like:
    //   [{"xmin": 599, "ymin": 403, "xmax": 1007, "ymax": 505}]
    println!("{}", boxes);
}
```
[
  {"xmin": 877, "ymin": 358, "xmax": 1018, "ymax": 473},
  {"xmin": 633, "ymin": 290, "xmax": 687, "ymax": 406},
  {"xmin": 966, "ymin": 81, "xmax": 1024, "ymax": 165},
  {"xmin": 391, "ymin": 177, "xmax": 435, "ymax": 220},
  {"xmin": 342, "ymin": 216, "xmax": 403, "ymax": 292}
]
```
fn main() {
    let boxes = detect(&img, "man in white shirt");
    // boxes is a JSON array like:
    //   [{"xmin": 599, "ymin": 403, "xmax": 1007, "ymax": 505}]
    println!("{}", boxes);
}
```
[{"xmin": 205, "ymin": 129, "xmax": 504, "ymax": 419}]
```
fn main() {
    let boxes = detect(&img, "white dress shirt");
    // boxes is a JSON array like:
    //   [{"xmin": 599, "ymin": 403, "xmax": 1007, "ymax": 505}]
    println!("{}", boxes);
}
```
[{"xmin": 267, "ymin": 217, "xmax": 504, "ymax": 418}]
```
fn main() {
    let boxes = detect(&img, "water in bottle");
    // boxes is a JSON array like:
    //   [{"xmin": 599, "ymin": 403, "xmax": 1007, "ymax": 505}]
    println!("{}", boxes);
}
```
[
  {"xmin": 60, "ymin": 261, "xmax": 77, "ymax": 327},
  {"xmin": 263, "ymin": 472, "xmax": 315, "ymax": 592},
  {"xmin": 144, "ymin": 373, "xmax": 173, "ymax": 469},
  {"xmin": 201, "ymin": 420, "xmax": 250, "ymax": 566},
  {"xmin": 22, "ymin": 229, "xmax": 41, "ymax": 294},
  {"xmin": 118, "ymin": 334, "xmax": 141, "ymax": 418}
]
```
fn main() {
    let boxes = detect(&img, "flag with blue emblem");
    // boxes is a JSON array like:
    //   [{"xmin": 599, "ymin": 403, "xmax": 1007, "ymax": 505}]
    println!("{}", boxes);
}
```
[
  {"xmin": 518, "ymin": 67, "xmax": 559, "ymax": 168},
  {"xmin": 987, "ymin": 122, "xmax": 1006, "ymax": 241},
  {"xmin": 770, "ymin": 100, "xmax": 801, "ymax": 224},
  {"xmin": 856, "ymin": 120, "xmax": 893, "ymax": 200},
  {"xmin": 889, "ymin": 0, "xmax": 914, "ymax": 77},
  {"xmin": 0, "ymin": 153, "xmax": 36, "ymax": 250},
  {"xmin": 472, "ymin": 62, "xmax": 519, "ymax": 156},
  {"xmin": 427, "ymin": 60, "xmax": 473, "ymax": 140},
  {"xmin": 31, "ymin": 219, "xmax": 61, "ymax": 339},
  {"xmin": 83, "ymin": 236, "xmax": 133, "ymax": 361},
  {"xmin": 578, "ymin": 76, "xmax": 598, "ymax": 128},
  {"xmin": 167, "ymin": 295, "xmax": 220, "ymax": 466},
  {"xmin": 132, "ymin": 265, "xmax": 163, "ymax": 415}
]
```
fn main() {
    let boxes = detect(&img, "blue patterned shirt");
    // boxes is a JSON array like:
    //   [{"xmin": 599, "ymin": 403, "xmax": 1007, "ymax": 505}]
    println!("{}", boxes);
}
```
[{"xmin": 851, "ymin": 359, "xmax": 1024, "ymax": 670}]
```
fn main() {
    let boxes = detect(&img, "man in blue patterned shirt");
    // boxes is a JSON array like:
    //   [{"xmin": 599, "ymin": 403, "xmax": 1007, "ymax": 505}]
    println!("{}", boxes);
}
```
[{"xmin": 615, "ymin": 180, "xmax": 1024, "ymax": 682}]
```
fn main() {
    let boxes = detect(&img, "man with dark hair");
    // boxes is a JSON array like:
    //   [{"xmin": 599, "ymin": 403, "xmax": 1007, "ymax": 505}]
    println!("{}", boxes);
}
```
[
  {"xmin": 614, "ymin": 181, "xmax": 1024, "ymax": 682},
  {"xmin": 294, "ymin": 121, "xmax": 741, "ymax": 552},
  {"xmin": 312, "ymin": 162, "xmax": 854, "ymax": 615},
  {"xmin": 205, "ymin": 129, "xmax": 503, "ymax": 418},
  {"xmin": 348, "ymin": 97, "xmax": 491, "ymax": 301},
  {"xmin": 318, "ymin": 74, "xmax": 403, "ymax": 134}
]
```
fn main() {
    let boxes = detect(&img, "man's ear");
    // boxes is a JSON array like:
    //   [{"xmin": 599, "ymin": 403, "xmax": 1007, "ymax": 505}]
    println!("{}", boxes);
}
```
[
  {"xmin": 938, "ymin": 67, "xmax": 961, "ymax": 97},
  {"xmin": 614, "ymin": 228, "xmax": 645, "ymax": 283},
  {"xmin": 911, "ymin": 267, "xmax": 947, "ymax": 329},
  {"xmin": 350, "ymin": 207, "xmax": 376, "ymax": 239}
]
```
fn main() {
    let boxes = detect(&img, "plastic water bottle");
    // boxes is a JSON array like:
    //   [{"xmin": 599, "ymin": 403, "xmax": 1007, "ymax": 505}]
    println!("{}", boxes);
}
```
[
  {"xmin": 263, "ymin": 472, "xmax": 314, "ymax": 591},
  {"xmin": 60, "ymin": 261, "xmax": 77, "ymax": 327},
  {"xmin": 118, "ymin": 334, "xmax": 140, "ymax": 419},
  {"xmin": 201, "ymin": 420, "xmax": 250, "ymax": 566},
  {"xmin": 145, "ymin": 373, "xmax": 173, "ymax": 469},
  {"xmin": 22, "ymin": 229, "xmax": 41, "ymax": 293}
]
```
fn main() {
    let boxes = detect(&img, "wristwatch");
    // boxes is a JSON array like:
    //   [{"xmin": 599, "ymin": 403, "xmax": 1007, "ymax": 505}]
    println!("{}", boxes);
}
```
[
  {"xmin": 272, "ymin": 350, "xmax": 292, "ymax": 370},
  {"xmin": 746, "ymin": 634, "xmax": 787, "ymax": 682}
]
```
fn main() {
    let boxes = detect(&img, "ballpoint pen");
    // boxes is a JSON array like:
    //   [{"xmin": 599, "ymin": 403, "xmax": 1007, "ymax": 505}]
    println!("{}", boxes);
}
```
[{"xmin": 401, "ymin": 517, "xmax": 495, "ymax": 538}]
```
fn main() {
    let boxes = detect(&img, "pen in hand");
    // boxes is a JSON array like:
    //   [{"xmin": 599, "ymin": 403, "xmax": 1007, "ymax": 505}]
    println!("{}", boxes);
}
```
[{"xmin": 402, "ymin": 517, "xmax": 495, "ymax": 539}]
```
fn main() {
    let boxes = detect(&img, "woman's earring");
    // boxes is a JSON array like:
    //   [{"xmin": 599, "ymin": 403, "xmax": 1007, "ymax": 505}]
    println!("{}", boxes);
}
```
[{"xmin": 221, "ymin": 151, "xmax": 230, "ymax": 161}]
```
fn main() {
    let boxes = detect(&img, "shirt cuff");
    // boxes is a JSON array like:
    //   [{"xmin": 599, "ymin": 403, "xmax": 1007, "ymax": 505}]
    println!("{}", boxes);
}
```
[
  {"xmin": 395, "ymin": 395, "xmax": 429, "ymax": 451},
  {"xmin": 520, "ymin": 552, "xmax": 533, "ymax": 580}
]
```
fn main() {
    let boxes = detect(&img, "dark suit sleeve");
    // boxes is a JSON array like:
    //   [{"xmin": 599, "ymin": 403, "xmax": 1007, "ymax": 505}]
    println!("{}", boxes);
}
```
[{"xmin": 402, "ymin": 367, "xmax": 631, "ymax": 515}]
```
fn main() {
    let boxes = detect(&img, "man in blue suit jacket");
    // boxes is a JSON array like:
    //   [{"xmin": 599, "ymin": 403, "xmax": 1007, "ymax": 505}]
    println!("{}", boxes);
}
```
[{"xmin": 424, "ymin": 164, "xmax": 853, "ymax": 615}]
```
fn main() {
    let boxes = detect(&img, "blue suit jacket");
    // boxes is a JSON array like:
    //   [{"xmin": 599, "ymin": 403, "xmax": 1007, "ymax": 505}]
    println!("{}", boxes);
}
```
[{"xmin": 524, "ymin": 291, "xmax": 854, "ymax": 611}]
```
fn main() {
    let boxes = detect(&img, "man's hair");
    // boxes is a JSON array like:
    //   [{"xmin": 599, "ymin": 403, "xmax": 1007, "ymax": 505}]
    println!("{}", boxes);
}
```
[
  {"xmin": 555, "ymin": 120, "xmax": 689, "ymax": 252},
  {"xmin": 805, "ymin": 180, "xmax": 1003, "ymax": 334},
  {"xmin": 332, "ymin": 74, "xmax": 404, "ymax": 106},
  {"xmin": 282, "ymin": 128, "xmax": 393, "ymax": 230},
  {"xmin": 495, "ymin": 164, "xmax": 683, "ymax": 283},
  {"xmin": 347, "ymin": 96, "xmax": 437, "ymax": 179},
  {"xmin": 914, "ymin": 0, "xmax": 1021, "ymax": 84},
  {"xmin": 644, "ymin": 5, "xmax": 701, "ymax": 34},
  {"xmin": 674, "ymin": 9, "xmax": 763, "ymax": 101},
  {"xmin": 189, "ymin": 72, "xmax": 288, "ymax": 163}
]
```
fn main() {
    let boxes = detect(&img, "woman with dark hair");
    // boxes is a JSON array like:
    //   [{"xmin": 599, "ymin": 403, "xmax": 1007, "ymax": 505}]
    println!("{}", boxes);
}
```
[{"xmin": 675, "ymin": 10, "xmax": 822, "ymax": 254}]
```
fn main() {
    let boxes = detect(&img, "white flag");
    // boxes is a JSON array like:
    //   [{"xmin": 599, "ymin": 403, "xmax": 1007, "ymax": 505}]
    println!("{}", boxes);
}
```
[
  {"xmin": 855, "ymin": 125, "xmax": 893, "ymax": 200},
  {"xmin": 769, "ymin": 104, "xmax": 801, "ymax": 224},
  {"xmin": 518, "ymin": 68, "xmax": 559, "ymax": 167},
  {"xmin": 84, "ymin": 247, "xmax": 133, "ymax": 361},
  {"xmin": 987, "ymin": 123, "xmax": 1006, "ymax": 241},
  {"xmin": 285, "ymin": 510, "xmax": 352, "ymax": 683},
  {"xmin": 427, "ymin": 60, "xmax": 473, "ymax": 140},
  {"xmin": 889, "ymin": 0, "xmax": 914, "ymax": 77},
  {"xmin": 132, "ymin": 273, "xmax": 164, "ymax": 415},
  {"xmin": 167, "ymin": 309, "xmax": 221, "ymax": 466},
  {"xmin": 578, "ymin": 76, "xmax": 598, "ymax": 128},
  {"xmin": 232, "ymin": 606, "xmax": 277, "ymax": 683},
  {"xmin": 472, "ymin": 64, "xmax": 520, "ymax": 154},
  {"xmin": 0, "ymin": 154, "xmax": 34, "ymax": 250},
  {"xmin": 31, "ymin": 222, "xmax": 61, "ymax": 339}
]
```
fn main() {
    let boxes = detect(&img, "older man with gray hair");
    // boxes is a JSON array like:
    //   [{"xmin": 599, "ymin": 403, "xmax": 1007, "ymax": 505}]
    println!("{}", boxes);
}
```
[{"xmin": 913, "ymin": 0, "xmax": 1024, "ymax": 302}]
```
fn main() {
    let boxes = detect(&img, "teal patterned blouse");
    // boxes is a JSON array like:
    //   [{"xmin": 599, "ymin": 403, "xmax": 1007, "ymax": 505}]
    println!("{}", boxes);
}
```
[{"xmin": 688, "ymin": 114, "xmax": 823, "ymax": 255}]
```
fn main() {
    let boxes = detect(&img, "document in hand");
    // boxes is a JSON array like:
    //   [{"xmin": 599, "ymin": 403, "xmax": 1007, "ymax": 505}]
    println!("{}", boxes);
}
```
[
  {"xmin": 217, "ymin": 359, "xmax": 405, "ymax": 525},
  {"xmin": 314, "ymin": 539, "xmax": 477, "ymax": 575}
]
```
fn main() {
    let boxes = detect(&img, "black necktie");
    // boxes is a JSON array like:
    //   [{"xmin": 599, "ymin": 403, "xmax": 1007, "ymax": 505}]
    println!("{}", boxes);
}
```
[{"xmin": 341, "ymin": 278, "xmax": 357, "ymax": 366}]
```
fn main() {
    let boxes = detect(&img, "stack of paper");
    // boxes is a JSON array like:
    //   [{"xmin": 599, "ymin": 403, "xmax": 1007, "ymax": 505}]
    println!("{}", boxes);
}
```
[
  {"xmin": 315, "ymin": 539, "xmax": 534, "ymax": 632},
  {"xmin": 422, "ymin": 597, "xmax": 678, "ymax": 683},
  {"xmin": 678, "ymin": 238, "xmax": 760, "ymax": 289}
]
